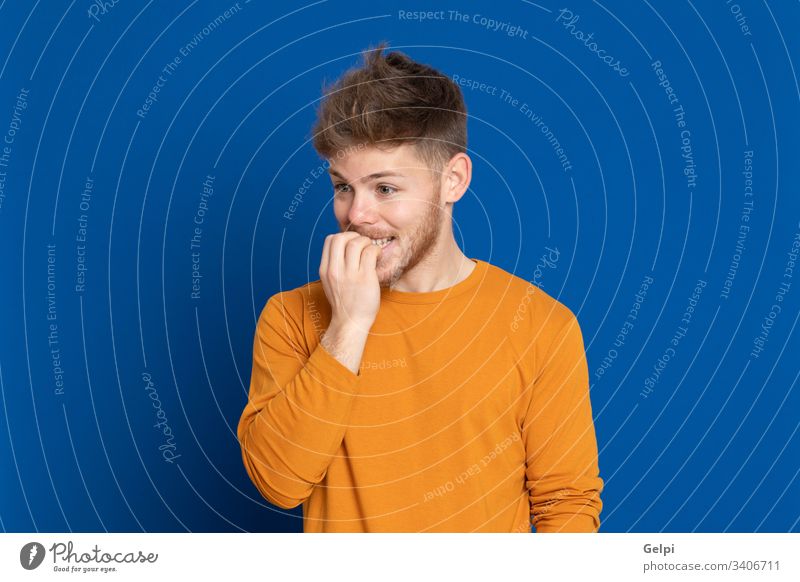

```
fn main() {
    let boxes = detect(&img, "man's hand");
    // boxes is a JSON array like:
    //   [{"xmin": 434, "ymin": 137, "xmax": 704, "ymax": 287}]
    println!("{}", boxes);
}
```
[{"xmin": 318, "ymin": 232, "xmax": 381, "ymax": 374}]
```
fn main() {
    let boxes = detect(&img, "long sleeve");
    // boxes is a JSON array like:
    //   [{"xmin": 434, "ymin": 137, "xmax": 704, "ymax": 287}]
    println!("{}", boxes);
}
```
[
  {"xmin": 237, "ymin": 292, "xmax": 360, "ymax": 509},
  {"xmin": 523, "ymin": 312, "xmax": 604, "ymax": 532}
]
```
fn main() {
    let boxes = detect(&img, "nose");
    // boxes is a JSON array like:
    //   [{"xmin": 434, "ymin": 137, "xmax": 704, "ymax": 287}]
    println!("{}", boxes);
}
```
[{"xmin": 346, "ymin": 189, "xmax": 379, "ymax": 228}]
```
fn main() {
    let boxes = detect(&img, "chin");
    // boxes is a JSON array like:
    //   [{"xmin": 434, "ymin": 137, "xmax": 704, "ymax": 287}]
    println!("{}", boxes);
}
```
[
  {"xmin": 376, "ymin": 264, "xmax": 399, "ymax": 287},
  {"xmin": 375, "ymin": 256, "xmax": 405, "ymax": 287}
]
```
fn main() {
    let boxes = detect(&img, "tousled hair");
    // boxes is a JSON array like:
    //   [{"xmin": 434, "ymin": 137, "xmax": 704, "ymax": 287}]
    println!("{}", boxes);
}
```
[{"xmin": 311, "ymin": 42, "xmax": 467, "ymax": 177}]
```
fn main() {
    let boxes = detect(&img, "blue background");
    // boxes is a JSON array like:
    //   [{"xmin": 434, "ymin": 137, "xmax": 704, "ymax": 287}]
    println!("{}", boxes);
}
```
[{"xmin": 1, "ymin": 0, "xmax": 798, "ymax": 532}]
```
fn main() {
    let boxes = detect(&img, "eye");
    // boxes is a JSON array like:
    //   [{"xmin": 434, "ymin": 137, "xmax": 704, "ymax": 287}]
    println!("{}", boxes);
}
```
[
  {"xmin": 377, "ymin": 184, "xmax": 397, "ymax": 196},
  {"xmin": 333, "ymin": 183, "xmax": 351, "ymax": 194}
]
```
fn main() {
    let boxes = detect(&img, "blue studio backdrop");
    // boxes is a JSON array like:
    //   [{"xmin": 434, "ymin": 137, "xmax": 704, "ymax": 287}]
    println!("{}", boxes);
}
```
[{"xmin": 0, "ymin": 0, "xmax": 798, "ymax": 532}]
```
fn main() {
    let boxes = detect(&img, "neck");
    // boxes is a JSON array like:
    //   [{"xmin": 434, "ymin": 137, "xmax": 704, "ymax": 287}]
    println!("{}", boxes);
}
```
[{"xmin": 389, "ymin": 234, "xmax": 475, "ymax": 293}]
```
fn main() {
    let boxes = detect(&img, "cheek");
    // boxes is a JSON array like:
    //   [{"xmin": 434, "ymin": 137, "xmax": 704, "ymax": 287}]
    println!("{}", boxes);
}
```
[
  {"xmin": 333, "ymin": 199, "xmax": 349, "ymax": 222},
  {"xmin": 386, "ymin": 199, "xmax": 426, "ymax": 230}
]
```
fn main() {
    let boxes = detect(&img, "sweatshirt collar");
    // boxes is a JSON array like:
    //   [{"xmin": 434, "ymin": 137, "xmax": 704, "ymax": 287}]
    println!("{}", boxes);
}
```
[{"xmin": 379, "ymin": 259, "xmax": 487, "ymax": 304}]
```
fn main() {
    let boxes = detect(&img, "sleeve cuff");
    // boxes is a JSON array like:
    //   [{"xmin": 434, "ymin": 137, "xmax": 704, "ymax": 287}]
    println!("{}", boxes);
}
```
[{"xmin": 304, "ymin": 341, "xmax": 361, "ymax": 393}]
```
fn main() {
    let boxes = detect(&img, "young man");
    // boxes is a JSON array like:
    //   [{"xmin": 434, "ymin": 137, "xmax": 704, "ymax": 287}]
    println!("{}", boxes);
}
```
[{"xmin": 237, "ymin": 43, "xmax": 604, "ymax": 532}]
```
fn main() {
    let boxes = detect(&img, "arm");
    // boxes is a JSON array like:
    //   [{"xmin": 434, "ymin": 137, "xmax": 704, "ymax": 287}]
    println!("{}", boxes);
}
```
[
  {"xmin": 236, "ymin": 293, "xmax": 361, "ymax": 509},
  {"xmin": 238, "ymin": 232, "xmax": 380, "ymax": 509},
  {"xmin": 523, "ymin": 313, "xmax": 604, "ymax": 532}
]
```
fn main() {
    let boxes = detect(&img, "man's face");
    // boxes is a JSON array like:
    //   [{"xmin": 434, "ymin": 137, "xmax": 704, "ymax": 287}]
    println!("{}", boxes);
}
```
[{"xmin": 328, "ymin": 143, "xmax": 447, "ymax": 287}]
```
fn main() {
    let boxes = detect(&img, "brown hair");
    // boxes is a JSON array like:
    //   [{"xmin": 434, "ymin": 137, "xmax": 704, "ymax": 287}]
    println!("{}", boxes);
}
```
[{"xmin": 311, "ymin": 42, "xmax": 467, "ymax": 177}]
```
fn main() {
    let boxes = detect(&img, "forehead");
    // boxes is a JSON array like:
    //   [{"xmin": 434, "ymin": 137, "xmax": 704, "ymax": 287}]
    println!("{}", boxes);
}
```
[{"xmin": 327, "ymin": 143, "xmax": 428, "ymax": 178}]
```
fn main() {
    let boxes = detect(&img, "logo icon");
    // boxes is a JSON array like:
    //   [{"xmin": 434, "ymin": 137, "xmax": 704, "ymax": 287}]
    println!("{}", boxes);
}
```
[{"xmin": 20, "ymin": 542, "xmax": 46, "ymax": 570}]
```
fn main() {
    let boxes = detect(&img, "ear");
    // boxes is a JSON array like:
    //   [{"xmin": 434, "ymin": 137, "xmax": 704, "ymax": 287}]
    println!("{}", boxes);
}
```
[{"xmin": 442, "ymin": 152, "xmax": 471, "ymax": 204}]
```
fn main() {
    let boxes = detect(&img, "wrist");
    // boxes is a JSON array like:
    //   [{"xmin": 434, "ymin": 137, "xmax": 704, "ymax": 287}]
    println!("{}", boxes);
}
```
[
  {"xmin": 329, "ymin": 314, "xmax": 373, "ymax": 337},
  {"xmin": 321, "ymin": 316, "xmax": 370, "ymax": 377}
]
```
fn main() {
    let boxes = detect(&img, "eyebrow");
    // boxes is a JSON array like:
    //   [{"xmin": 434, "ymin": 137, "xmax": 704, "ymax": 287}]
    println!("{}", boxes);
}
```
[{"xmin": 328, "ymin": 169, "xmax": 406, "ymax": 183}]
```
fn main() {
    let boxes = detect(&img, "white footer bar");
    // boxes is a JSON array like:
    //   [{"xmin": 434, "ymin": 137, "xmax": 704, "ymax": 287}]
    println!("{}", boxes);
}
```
[{"xmin": 1, "ymin": 533, "xmax": 797, "ymax": 581}]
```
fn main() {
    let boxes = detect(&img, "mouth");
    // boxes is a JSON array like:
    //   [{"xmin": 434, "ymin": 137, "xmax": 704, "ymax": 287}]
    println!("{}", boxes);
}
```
[{"xmin": 367, "ymin": 236, "xmax": 396, "ymax": 248}]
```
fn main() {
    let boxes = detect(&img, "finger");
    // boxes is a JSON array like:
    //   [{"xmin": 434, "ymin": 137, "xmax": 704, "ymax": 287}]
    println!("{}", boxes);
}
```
[
  {"xmin": 320, "ymin": 234, "xmax": 332, "ymax": 278},
  {"xmin": 330, "ymin": 232, "xmax": 361, "ymax": 281},
  {"xmin": 360, "ymin": 241, "xmax": 381, "ymax": 273},
  {"xmin": 345, "ymin": 236, "xmax": 372, "ymax": 273}
]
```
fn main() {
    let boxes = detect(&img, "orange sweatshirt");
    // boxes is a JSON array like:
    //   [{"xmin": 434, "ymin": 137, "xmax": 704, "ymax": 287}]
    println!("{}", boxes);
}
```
[{"xmin": 237, "ymin": 258, "xmax": 604, "ymax": 532}]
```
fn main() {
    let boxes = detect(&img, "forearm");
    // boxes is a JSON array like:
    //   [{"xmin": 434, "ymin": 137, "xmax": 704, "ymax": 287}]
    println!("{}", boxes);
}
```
[
  {"xmin": 525, "ymin": 312, "xmax": 604, "ymax": 533},
  {"xmin": 320, "ymin": 317, "xmax": 370, "ymax": 375},
  {"xmin": 238, "ymin": 341, "xmax": 359, "ymax": 509},
  {"xmin": 531, "ymin": 476, "xmax": 604, "ymax": 532}
]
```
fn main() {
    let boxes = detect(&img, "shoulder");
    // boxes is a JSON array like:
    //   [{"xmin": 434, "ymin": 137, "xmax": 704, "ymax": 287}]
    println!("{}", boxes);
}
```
[
  {"xmin": 257, "ymin": 279, "xmax": 331, "ymax": 345},
  {"xmin": 480, "ymin": 259, "xmax": 577, "ymax": 334},
  {"xmin": 259, "ymin": 279, "xmax": 324, "ymax": 313}
]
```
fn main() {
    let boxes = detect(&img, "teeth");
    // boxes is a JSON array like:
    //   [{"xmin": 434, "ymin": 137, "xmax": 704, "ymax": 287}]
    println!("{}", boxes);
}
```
[{"xmin": 370, "ymin": 237, "xmax": 394, "ymax": 247}]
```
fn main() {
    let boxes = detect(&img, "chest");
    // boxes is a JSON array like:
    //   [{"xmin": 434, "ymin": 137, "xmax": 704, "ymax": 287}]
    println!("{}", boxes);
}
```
[{"xmin": 352, "ymin": 328, "xmax": 529, "ymax": 429}]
